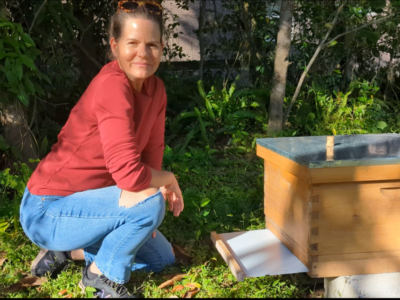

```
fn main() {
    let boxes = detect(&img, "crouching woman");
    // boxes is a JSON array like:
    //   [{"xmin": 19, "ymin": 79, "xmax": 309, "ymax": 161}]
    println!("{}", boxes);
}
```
[{"xmin": 19, "ymin": 1, "xmax": 183, "ymax": 298}]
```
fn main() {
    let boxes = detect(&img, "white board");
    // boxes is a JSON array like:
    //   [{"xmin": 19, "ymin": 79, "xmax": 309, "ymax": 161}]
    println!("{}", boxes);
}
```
[{"xmin": 220, "ymin": 229, "xmax": 309, "ymax": 277}]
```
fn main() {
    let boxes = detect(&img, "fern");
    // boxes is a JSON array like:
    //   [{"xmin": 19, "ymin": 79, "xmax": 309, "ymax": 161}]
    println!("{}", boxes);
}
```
[
  {"xmin": 170, "ymin": 111, "xmax": 198, "ymax": 132},
  {"xmin": 231, "ymin": 88, "xmax": 269, "ymax": 100},
  {"xmin": 179, "ymin": 127, "xmax": 199, "ymax": 154},
  {"xmin": 197, "ymin": 80, "xmax": 208, "ymax": 100},
  {"xmin": 229, "ymin": 110, "xmax": 262, "ymax": 120},
  {"xmin": 204, "ymin": 97, "xmax": 216, "ymax": 122},
  {"xmin": 194, "ymin": 107, "xmax": 209, "ymax": 144}
]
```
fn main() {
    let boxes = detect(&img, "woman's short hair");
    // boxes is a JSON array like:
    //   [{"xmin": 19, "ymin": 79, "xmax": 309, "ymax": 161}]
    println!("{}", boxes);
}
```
[{"xmin": 108, "ymin": 2, "xmax": 164, "ymax": 60}]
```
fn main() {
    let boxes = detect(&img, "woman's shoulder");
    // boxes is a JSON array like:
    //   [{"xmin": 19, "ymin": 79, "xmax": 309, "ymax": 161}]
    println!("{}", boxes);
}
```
[
  {"xmin": 145, "ymin": 75, "xmax": 166, "ymax": 95},
  {"xmin": 93, "ymin": 60, "xmax": 130, "ymax": 88}
]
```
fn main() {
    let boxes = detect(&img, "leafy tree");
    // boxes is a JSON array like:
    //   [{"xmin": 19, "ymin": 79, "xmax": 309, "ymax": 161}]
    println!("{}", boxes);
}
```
[{"xmin": 0, "ymin": 17, "xmax": 50, "ymax": 166}]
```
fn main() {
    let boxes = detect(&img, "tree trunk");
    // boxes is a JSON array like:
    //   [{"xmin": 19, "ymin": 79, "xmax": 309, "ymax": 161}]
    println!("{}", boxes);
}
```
[
  {"xmin": 1, "ymin": 101, "xmax": 38, "ymax": 168},
  {"xmin": 384, "ymin": 52, "xmax": 394, "ymax": 101},
  {"xmin": 341, "ymin": 28, "xmax": 356, "ymax": 91},
  {"xmin": 198, "ymin": 0, "xmax": 206, "ymax": 80},
  {"xmin": 267, "ymin": 0, "xmax": 293, "ymax": 135},
  {"xmin": 239, "ymin": 2, "xmax": 253, "ymax": 87}
]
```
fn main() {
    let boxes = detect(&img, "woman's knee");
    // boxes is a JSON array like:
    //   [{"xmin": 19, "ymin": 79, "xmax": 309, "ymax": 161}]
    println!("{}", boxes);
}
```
[
  {"xmin": 121, "ymin": 188, "xmax": 165, "ymax": 229},
  {"xmin": 119, "ymin": 187, "xmax": 160, "ymax": 208}
]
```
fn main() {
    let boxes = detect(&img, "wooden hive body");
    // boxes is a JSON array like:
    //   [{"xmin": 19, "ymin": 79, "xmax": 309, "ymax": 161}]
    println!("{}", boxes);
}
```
[{"xmin": 257, "ymin": 144, "xmax": 400, "ymax": 278}]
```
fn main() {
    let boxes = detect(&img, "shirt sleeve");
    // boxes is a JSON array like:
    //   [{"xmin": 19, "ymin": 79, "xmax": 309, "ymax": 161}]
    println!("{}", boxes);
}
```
[
  {"xmin": 92, "ymin": 75, "xmax": 152, "ymax": 192},
  {"xmin": 141, "ymin": 85, "xmax": 167, "ymax": 171}
]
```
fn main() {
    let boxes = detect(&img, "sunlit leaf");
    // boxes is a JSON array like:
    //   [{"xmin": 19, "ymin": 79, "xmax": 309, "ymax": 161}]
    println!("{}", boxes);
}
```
[
  {"xmin": 184, "ymin": 283, "xmax": 202, "ymax": 289},
  {"xmin": 200, "ymin": 198, "xmax": 210, "ymax": 207},
  {"xmin": 328, "ymin": 40, "xmax": 337, "ymax": 47},
  {"xmin": 376, "ymin": 121, "xmax": 387, "ymax": 130}
]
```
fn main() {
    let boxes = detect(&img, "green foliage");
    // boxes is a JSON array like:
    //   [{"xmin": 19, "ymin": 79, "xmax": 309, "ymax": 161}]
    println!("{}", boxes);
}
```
[
  {"xmin": 289, "ymin": 79, "xmax": 394, "ymax": 136},
  {"xmin": 0, "ymin": 161, "xmax": 34, "ymax": 234},
  {"xmin": 0, "ymin": 18, "xmax": 49, "ymax": 107},
  {"xmin": 167, "ymin": 80, "xmax": 269, "ymax": 153}
]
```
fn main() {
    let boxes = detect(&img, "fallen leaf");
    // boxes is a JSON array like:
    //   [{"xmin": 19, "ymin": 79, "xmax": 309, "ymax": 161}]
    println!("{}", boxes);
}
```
[
  {"xmin": 172, "ymin": 244, "xmax": 193, "ymax": 264},
  {"xmin": 14, "ymin": 271, "xmax": 29, "ymax": 278},
  {"xmin": 20, "ymin": 276, "xmax": 47, "ymax": 286},
  {"xmin": 183, "ymin": 287, "xmax": 200, "ymax": 298},
  {"xmin": 172, "ymin": 244, "xmax": 192, "ymax": 257},
  {"xmin": 158, "ymin": 274, "xmax": 186, "ymax": 289},
  {"xmin": 58, "ymin": 288, "xmax": 68, "ymax": 296},
  {"xmin": 2, "ymin": 276, "xmax": 47, "ymax": 293},
  {"xmin": 164, "ymin": 274, "xmax": 178, "ymax": 280},
  {"xmin": 171, "ymin": 285, "xmax": 184, "ymax": 292},
  {"xmin": 184, "ymin": 283, "xmax": 201, "ymax": 289},
  {"xmin": 2, "ymin": 282, "xmax": 25, "ymax": 293},
  {"xmin": 0, "ymin": 252, "xmax": 7, "ymax": 267},
  {"xmin": 63, "ymin": 294, "xmax": 73, "ymax": 298}
]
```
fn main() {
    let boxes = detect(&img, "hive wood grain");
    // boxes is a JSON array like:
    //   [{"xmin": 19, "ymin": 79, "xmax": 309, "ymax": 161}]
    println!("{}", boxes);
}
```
[
  {"xmin": 257, "ymin": 142, "xmax": 400, "ymax": 277},
  {"xmin": 210, "ymin": 231, "xmax": 246, "ymax": 281}
]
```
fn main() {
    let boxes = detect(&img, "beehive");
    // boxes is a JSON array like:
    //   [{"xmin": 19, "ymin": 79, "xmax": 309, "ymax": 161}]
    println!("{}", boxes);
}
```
[{"xmin": 212, "ymin": 134, "xmax": 400, "ymax": 279}]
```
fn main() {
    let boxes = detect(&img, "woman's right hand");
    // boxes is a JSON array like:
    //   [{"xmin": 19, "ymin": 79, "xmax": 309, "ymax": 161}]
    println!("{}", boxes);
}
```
[{"xmin": 160, "ymin": 175, "xmax": 184, "ymax": 217}]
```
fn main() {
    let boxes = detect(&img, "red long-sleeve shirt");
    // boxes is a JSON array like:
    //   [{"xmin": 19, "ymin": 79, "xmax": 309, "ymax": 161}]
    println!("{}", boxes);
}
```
[{"xmin": 27, "ymin": 60, "xmax": 166, "ymax": 196}]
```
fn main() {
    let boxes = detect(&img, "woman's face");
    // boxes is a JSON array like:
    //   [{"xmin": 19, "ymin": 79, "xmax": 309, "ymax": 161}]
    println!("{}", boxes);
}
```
[{"xmin": 111, "ymin": 18, "xmax": 163, "ymax": 87}]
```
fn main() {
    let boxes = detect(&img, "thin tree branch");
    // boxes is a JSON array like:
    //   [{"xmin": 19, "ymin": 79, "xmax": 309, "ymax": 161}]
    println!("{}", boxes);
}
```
[
  {"xmin": 223, "ymin": 41, "xmax": 244, "ymax": 89},
  {"xmin": 198, "ymin": 0, "xmax": 206, "ymax": 80},
  {"xmin": 80, "ymin": 3, "xmax": 109, "ymax": 43},
  {"xmin": 322, "ymin": 14, "xmax": 395, "ymax": 48},
  {"xmin": 283, "ymin": 11, "xmax": 396, "ymax": 126},
  {"xmin": 71, "ymin": 39, "xmax": 103, "ymax": 70},
  {"xmin": 29, "ymin": 0, "xmax": 48, "ymax": 34},
  {"xmin": 283, "ymin": 2, "xmax": 345, "ymax": 127},
  {"xmin": 29, "ymin": 98, "xmax": 36, "ymax": 129},
  {"xmin": 36, "ymin": 96, "xmax": 69, "ymax": 107}
]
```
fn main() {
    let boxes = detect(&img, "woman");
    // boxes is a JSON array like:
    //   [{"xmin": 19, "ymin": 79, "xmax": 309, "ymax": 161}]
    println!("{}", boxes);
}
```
[{"xmin": 19, "ymin": 1, "xmax": 183, "ymax": 298}]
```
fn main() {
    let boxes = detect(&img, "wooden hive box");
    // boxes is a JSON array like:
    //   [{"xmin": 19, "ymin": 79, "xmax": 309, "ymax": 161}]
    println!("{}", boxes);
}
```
[
  {"xmin": 212, "ymin": 133, "xmax": 400, "ymax": 280},
  {"xmin": 257, "ymin": 134, "xmax": 400, "ymax": 278}
]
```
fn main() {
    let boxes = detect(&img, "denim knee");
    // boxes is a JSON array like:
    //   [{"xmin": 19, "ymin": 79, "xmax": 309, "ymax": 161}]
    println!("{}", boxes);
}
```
[{"xmin": 125, "ymin": 191, "xmax": 165, "ymax": 232}]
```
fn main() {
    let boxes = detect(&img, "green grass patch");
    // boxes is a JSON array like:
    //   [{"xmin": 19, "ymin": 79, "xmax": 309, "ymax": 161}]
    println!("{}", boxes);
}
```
[{"xmin": 0, "ymin": 153, "xmax": 320, "ymax": 298}]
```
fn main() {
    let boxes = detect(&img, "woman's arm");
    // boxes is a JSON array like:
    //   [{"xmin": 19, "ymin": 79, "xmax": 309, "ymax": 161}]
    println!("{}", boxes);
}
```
[
  {"xmin": 141, "ymin": 84, "xmax": 183, "ymax": 216},
  {"xmin": 149, "ymin": 168, "xmax": 183, "ymax": 217},
  {"xmin": 141, "ymin": 84, "xmax": 167, "ymax": 171}
]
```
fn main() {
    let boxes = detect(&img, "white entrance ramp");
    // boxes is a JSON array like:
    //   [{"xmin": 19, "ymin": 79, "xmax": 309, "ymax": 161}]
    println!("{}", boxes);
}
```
[{"xmin": 213, "ymin": 229, "xmax": 308, "ymax": 280}]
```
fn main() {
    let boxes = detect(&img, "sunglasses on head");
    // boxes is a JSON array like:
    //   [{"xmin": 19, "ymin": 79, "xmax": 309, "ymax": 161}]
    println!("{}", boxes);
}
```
[{"xmin": 118, "ymin": 0, "xmax": 163, "ymax": 15}]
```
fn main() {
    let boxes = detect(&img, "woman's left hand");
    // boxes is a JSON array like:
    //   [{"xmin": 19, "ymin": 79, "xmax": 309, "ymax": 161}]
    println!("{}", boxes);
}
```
[{"xmin": 160, "ymin": 179, "xmax": 184, "ymax": 217}]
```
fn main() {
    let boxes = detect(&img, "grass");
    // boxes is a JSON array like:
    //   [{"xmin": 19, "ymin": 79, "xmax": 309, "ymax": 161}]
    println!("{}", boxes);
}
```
[{"xmin": 0, "ymin": 151, "xmax": 322, "ymax": 298}]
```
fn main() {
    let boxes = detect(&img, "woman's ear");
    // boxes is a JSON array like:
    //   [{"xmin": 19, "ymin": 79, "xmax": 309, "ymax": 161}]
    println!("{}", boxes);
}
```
[{"xmin": 110, "ymin": 37, "xmax": 118, "ymax": 59}]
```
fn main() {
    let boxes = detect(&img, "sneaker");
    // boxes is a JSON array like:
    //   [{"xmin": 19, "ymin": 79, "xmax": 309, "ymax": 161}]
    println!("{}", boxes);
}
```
[
  {"xmin": 31, "ymin": 248, "xmax": 70, "ymax": 278},
  {"xmin": 79, "ymin": 265, "xmax": 135, "ymax": 298}
]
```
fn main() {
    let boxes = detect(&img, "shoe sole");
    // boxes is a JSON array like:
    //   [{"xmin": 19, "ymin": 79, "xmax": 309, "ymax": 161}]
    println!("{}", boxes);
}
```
[{"xmin": 31, "ymin": 248, "xmax": 49, "ymax": 277}]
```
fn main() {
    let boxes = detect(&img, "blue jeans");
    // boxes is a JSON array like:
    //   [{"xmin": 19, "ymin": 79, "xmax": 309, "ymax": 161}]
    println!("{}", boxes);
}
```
[{"xmin": 19, "ymin": 186, "xmax": 175, "ymax": 284}]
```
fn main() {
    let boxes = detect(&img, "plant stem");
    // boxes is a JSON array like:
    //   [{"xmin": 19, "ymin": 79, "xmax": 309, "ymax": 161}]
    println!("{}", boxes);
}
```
[{"xmin": 29, "ymin": 0, "xmax": 48, "ymax": 34}]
